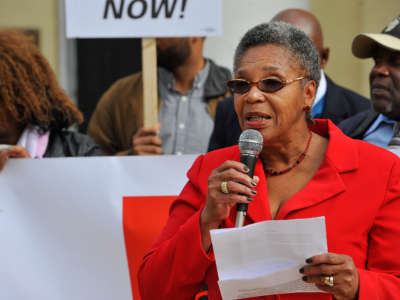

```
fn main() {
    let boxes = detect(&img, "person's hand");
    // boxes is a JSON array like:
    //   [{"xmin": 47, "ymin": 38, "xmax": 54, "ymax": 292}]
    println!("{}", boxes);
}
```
[
  {"xmin": 300, "ymin": 253, "xmax": 359, "ymax": 300},
  {"xmin": 200, "ymin": 160, "xmax": 259, "ymax": 251},
  {"xmin": 0, "ymin": 146, "xmax": 31, "ymax": 171},
  {"xmin": 132, "ymin": 124, "xmax": 163, "ymax": 155}
]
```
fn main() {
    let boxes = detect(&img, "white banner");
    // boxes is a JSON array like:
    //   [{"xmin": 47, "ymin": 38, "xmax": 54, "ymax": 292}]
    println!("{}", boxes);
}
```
[
  {"xmin": 65, "ymin": 0, "xmax": 222, "ymax": 38},
  {"xmin": 0, "ymin": 155, "xmax": 197, "ymax": 300}
]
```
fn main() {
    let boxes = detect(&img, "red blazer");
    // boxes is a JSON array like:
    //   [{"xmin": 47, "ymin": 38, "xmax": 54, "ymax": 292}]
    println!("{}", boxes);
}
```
[{"xmin": 138, "ymin": 120, "xmax": 400, "ymax": 300}]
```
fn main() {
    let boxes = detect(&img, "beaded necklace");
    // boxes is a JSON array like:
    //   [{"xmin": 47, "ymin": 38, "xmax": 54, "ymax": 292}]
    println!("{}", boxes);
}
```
[{"xmin": 264, "ymin": 130, "xmax": 312, "ymax": 176}]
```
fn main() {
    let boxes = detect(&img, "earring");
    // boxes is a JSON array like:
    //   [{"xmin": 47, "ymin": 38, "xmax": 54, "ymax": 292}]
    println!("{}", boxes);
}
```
[{"xmin": 303, "ymin": 106, "xmax": 311, "ymax": 112}]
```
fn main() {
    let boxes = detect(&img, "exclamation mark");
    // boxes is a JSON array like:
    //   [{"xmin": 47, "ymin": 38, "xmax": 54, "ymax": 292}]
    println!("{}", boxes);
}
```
[{"xmin": 180, "ymin": 0, "xmax": 187, "ymax": 18}]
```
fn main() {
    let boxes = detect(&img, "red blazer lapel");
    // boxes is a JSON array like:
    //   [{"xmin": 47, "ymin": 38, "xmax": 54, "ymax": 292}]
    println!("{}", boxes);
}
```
[
  {"xmin": 244, "ymin": 160, "xmax": 271, "ymax": 223},
  {"xmin": 276, "ymin": 159, "xmax": 346, "ymax": 219}
]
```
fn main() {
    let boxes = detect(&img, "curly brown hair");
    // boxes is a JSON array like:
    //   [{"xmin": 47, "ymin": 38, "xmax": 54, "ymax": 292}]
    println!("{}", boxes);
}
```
[{"xmin": 0, "ymin": 30, "xmax": 83, "ymax": 132}]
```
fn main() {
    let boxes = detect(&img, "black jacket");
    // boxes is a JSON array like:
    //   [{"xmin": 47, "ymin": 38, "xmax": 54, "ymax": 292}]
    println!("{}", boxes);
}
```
[
  {"xmin": 208, "ymin": 75, "xmax": 371, "ymax": 151},
  {"xmin": 44, "ymin": 130, "xmax": 103, "ymax": 157},
  {"xmin": 338, "ymin": 110, "xmax": 380, "ymax": 140},
  {"xmin": 314, "ymin": 76, "xmax": 371, "ymax": 124}
]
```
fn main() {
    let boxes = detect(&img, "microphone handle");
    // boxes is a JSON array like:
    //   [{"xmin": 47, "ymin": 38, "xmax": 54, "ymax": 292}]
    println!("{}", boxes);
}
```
[{"xmin": 236, "ymin": 153, "xmax": 258, "ymax": 227}]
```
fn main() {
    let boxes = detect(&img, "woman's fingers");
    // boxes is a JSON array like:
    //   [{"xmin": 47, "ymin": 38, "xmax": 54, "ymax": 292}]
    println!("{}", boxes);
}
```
[
  {"xmin": 7, "ymin": 146, "xmax": 30, "ymax": 158},
  {"xmin": 217, "ymin": 180, "xmax": 257, "ymax": 198},
  {"xmin": 0, "ymin": 146, "xmax": 30, "ymax": 171},
  {"xmin": 306, "ymin": 253, "xmax": 346, "ymax": 265},
  {"xmin": 300, "ymin": 253, "xmax": 359, "ymax": 300},
  {"xmin": 212, "ymin": 160, "xmax": 257, "ymax": 189}
]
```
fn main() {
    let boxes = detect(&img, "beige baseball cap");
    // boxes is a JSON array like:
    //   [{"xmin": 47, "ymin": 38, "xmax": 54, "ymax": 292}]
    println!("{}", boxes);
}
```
[{"xmin": 352, "ymin": 16, "xmax": 400, "ymax": 58}]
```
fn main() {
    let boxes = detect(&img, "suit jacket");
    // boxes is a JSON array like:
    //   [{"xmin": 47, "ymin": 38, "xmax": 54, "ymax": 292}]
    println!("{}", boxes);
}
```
[
  {"xmin": 208, "ymin": 76, "xmax": 371, "ymax": 151},
  {"xmin": 88, "ymin": 59, "xmax": 231, "ymax": 155},
  {"xmin": 338, "ymin": 109, "xmax": 380, "ymax": 140},
  {"xmin": 139, "ymin": 120, "xmax": 400, "ymax": 300}
]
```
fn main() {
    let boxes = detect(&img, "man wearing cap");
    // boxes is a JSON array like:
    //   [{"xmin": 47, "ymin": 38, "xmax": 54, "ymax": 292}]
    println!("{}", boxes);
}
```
[{"xmin": 339, "ymin": 16, "xmax": 400, "ymax": 148}]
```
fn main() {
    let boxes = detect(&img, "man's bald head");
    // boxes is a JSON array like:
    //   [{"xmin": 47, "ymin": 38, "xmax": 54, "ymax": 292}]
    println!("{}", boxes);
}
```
[{"xmin": 272, "ymin": 8, "xmax": 329, "ymax": 69}]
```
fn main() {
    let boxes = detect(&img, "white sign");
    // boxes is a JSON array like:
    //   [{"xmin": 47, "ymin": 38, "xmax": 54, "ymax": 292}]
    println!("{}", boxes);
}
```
[
  {"xmin": 65, "ymin": 0, "xmax": 222, "ymax": 38},
  {"xmin": 0, "ymin": 155, "xmax": 197, "ymax": 300}
]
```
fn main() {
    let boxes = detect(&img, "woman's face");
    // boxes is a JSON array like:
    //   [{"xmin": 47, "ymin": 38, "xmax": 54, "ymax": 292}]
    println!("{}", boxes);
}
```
[
  {"xmin": 233, "ymin": 44, "xmax": 315, "ymax": 143},
  {"xmin": 0, "ymin": 108, "xmax": 23, "ymax": 145}
]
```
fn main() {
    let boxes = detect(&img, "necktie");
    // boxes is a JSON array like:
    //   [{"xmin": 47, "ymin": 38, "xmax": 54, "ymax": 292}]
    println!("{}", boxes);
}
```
[{"xmin": 387, "ymin": 122, "xmax": 400, "ymax": 155}]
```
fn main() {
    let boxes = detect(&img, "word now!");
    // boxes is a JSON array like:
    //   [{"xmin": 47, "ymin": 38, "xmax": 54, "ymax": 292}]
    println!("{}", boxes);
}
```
[{"xmin": 103, "ymin": 0, "xmax": 188, "ymax": 19}]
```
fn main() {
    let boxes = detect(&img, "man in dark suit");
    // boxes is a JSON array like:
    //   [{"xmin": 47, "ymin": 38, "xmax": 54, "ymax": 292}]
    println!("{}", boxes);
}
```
[
  {"xmin": 338, "ymin": 16, "xmax": 400, "ymax": 149},
  {"xmin": 208, "ymin": 9, "xmax": 371, "ymax": 151}
]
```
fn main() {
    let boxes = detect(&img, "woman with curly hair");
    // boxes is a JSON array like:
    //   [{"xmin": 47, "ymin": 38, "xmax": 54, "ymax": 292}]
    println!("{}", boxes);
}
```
[{"xmin": 0, "ymin": 30, "xmax": 102, "ymax": 169}]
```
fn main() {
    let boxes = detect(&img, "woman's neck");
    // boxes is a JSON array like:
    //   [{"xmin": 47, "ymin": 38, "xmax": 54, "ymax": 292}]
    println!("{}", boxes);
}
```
[{"xmin": 260, "ymin": 127, "xmax": 312, "ymax": 173}]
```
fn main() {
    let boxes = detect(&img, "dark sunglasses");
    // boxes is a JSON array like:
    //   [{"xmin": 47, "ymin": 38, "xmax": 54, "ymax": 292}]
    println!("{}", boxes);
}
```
[{"xmin": 227, "ymin": 76, "xmax": 305, "ymax": 94}]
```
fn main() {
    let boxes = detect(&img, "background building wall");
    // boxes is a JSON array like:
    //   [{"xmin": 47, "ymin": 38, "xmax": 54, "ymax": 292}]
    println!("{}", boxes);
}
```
[
  {"xmin": 203, "ymin": 0, "xmax": 309, "ymax": 72},
  {"xmin": 310, "ymin": 0, "xmax": 400, "ymax": 98},
  {"xmin": 0, "ymin": 0, "xmax": 59, "ymax": 75},
  {"xmin": 1, "ymin": 0, "xmax": 400, "ymax": 101}
]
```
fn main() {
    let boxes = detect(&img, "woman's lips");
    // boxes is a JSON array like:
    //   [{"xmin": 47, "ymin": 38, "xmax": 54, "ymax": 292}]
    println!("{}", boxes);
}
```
[{"xmin": 244, "ymin": 114, "xmax": 271, "ymax": 128}]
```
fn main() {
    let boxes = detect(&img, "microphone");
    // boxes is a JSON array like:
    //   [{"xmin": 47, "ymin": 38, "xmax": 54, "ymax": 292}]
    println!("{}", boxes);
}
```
[{"xmin": 236, "ymin": 129, "xmax": 263, "ymax": 227}]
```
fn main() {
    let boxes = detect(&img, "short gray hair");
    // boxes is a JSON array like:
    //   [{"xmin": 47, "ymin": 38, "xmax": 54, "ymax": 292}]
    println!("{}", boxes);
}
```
[{"xmin": 233, "ymin": 22, "xmax": 320, "ymax": 87}]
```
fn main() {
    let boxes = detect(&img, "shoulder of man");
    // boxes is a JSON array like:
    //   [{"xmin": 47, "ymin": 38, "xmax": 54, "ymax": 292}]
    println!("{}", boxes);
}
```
[
  {"xmin": 98, "ymin": 72, "xmax": 143, "ymax": 107},
  {"xmin": 338, "ymin": 110, "xmax": 378, "ymax": 138},
  {"xmin": 204, "ymin": 59, "xmax": 232, "ymax": 98},
  {"xmin": 326, "ymin": 76, "xmax": 371, "ymax": 110}
]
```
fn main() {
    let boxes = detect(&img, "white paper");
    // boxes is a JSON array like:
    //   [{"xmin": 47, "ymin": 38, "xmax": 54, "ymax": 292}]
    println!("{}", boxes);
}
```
[
  {"xmin": 387, "ymin": 146, "xmax": 400, "ymax": 157},
  {"xmin": 210, "ymin": 217, "xmax": 327, "ymax": 300},
  {"xmin": 65, "ymin": 0, "xmax": 222, "ymax": 38},
  {"xmin": 0, "ymin": 155, "xmax": 197, "ymax": 300}
]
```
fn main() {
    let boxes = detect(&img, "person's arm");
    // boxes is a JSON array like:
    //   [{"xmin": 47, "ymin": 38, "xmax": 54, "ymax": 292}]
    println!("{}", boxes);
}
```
[
  {"xmin": 138, "ymin": 156, "xmax": 214, "ymax": 299},
  {"xmin": 356, "ymin": 159, "xmax": 400, "ymax": 299},
  {"xmin": 87, "ymin": 91, "xmax": 121, "ymax": 155},
  {"xmin": 295, "ymin": 157, "xmax": 400, "ymax": 300},
  {"xmin": 138, "ymin": 155, "xmax": 257, "ymax": 299}
]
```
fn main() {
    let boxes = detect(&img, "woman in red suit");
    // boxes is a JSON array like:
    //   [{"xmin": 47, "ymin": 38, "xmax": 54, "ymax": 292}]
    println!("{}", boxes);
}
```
[{"xmin": 138, "ymin": 22, "xmax": 400, "ymax": 300}]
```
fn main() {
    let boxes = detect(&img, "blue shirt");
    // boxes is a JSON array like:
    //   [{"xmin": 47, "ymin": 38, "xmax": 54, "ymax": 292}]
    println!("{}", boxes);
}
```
[
  {"xmin": 363, "ymin": 114, "xmax": 396, "ymax": 147},
  {"xmin": 312, "ymin": 70, "xmax": 327, "ymax": 118}
]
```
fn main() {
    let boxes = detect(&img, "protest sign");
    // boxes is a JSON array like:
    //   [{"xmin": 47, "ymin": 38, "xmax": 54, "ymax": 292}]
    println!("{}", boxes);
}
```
[
  {"xmin": 65, "ymin": 0, "xmax": 222, "ymax": 38},
  {"xmin": 0, "ymin": 155, "xmax": 197, "ymax": 300}
]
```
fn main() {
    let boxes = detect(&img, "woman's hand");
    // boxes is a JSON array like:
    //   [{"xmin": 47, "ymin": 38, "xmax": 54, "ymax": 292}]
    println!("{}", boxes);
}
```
[
  {"xmin": 300, "ymin": 253, "xmax": 359, "ymax": 300},
  {"xmin": 200, "ymin": 160, "xmax": 259, "ymax": 252},
  {"xmin": 0, "ymin": 146, "xmax": 30, "ymax": 171}
]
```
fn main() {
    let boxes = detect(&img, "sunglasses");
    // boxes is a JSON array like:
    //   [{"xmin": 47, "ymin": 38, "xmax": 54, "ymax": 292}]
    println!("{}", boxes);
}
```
[{"xmin": 227, "ymin": 76, "xmax": 305, "ymax": 94}]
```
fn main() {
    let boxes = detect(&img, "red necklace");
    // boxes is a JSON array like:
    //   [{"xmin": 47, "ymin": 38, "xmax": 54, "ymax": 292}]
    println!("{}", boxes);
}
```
[{"xmin": 265, "ymin": 130, "xmax": 313, "ymax": 176}]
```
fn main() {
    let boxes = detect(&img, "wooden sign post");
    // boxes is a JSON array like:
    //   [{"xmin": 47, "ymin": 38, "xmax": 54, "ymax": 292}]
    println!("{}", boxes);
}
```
[{"xmin": 141, "ymin": 38, "xmax": 159, "ymax": 128}]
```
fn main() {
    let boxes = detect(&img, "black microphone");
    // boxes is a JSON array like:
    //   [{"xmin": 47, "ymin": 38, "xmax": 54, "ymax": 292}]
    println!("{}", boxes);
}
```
[{"xmin": 236, "ymin": 129, "xmax": 263, "ymax": 227}]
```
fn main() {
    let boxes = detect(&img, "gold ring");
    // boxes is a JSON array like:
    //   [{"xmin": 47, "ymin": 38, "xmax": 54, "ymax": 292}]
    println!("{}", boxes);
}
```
[
  {"xmin": 220, "ymin": 181, "xmax": 229, "ymax": 194},
  {"xmin": 322, "ymin": 275, "xmax": 334, "ymax": 287}
]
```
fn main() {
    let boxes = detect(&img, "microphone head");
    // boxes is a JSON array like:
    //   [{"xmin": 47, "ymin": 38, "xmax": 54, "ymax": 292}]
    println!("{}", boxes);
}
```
[{"xmin": 239, "ymin": 129, "xmax": 263, "ymax": 155}]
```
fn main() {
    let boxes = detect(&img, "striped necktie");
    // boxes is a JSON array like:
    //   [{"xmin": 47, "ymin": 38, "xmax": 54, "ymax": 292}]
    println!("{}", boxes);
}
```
[{"xmin": 388, "ymin": 122, "xmax": 400, "ymax": 149}]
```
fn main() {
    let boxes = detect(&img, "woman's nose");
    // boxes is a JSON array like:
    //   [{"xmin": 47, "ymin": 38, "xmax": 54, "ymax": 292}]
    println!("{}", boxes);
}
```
[{"xmin": 245, "ymin": 85, "xmax": 265, "ymax": 103}]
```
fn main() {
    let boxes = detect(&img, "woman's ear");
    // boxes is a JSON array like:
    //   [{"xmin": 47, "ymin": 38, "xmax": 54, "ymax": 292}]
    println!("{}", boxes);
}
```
[{"xmin": 304, "ymin": 80, "xmax": 317, "ymax": 108}]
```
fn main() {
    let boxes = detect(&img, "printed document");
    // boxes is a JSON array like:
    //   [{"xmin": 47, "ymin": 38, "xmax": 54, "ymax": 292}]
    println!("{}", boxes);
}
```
[{"xmin": 210, "ymin": 217, "xmax": 327, "ymax": 300}]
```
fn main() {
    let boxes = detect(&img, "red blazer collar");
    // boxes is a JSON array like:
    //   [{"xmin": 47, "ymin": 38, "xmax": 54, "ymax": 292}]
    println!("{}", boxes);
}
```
[
  {"xmin": 310, "ymin": 119, "xmax": 359, "ymax": 173},
  {"xmin": 230, "ymin": 119, "xmax": 359, "ymax": 223}
]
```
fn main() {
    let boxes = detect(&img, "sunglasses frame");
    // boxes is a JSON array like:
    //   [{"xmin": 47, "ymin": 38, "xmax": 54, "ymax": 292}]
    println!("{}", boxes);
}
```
[{"xmin": 227, "ymin": 76, "xmax": 306, "ymax": 94}]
